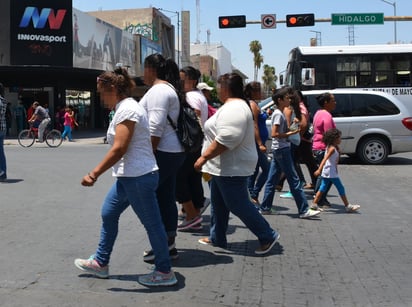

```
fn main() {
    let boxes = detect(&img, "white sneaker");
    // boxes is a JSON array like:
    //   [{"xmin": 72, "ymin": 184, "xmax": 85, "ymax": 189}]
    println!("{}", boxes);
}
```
[
  {"xmin": 299, "ymin": 208, "xmax": 321, "ymax": 219},
  {"xmin": 310, "ymin": 203, "xmax": 324, "ymax": 212},
  {"xmin": 346, "ymin": 204, "xmax": 360, "ymax": 213}
]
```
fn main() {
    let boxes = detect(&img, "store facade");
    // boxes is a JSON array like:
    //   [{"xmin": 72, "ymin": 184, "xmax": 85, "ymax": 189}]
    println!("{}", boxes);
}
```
[{"xmin": 0, "ymin": 0, "xmax": 168, "ymax": 136}]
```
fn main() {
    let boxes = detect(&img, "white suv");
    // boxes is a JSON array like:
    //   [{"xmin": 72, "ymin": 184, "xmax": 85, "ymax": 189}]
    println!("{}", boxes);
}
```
[{"xmin": 302, "ymin": 89, "xmax": 412, "ymax": 164}]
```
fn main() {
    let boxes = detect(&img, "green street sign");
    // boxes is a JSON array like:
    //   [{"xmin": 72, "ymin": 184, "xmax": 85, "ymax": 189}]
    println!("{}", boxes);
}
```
[{"xmin": 331, "ymin": 13, "xmax": 384, "ymax": 25}]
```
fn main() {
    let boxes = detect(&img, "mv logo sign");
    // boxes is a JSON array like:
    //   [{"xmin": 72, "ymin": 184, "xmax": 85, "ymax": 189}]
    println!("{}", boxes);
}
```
[{"xmin": 19, "ymin": 7, "xmax": 67, "ymax": 30}]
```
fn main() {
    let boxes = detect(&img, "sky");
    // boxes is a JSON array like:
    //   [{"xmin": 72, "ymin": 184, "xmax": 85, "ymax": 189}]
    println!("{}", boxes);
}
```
[{"xmin": 73, "ymin": 0, "xmax": 412, "ymax": 81}]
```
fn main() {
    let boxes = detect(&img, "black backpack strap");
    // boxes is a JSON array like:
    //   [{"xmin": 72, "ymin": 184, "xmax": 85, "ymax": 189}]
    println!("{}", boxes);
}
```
[{"xmin": 167, "ymin": 115, "xmax": 177, "ymax": 130}]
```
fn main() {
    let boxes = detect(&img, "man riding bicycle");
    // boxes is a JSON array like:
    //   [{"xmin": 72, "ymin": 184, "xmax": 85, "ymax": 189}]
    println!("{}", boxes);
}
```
[{"xmin": 28, "ymin": 101, "xmax": 50, "ymax": 142}]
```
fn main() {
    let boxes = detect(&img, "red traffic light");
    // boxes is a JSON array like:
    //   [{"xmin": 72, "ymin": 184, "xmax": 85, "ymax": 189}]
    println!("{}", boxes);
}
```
[
  {"xmin": 286, "ymin": 14, "xmax": 315, "ymax": 27},
  {"xmin": 218, "ymin": 15, "xmax": 246, "ymax": 28},
  {"xmin": 221, "ymin": 18, "xmax": 230, "ymax": 27},
  {"xmin": 289, "ymin": 17, "xmax": 297, "ymax": 25}
]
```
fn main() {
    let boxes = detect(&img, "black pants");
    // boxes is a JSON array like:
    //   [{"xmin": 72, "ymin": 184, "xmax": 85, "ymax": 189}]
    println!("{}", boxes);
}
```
[
  {"xmin": 175, "ymin": 149, "xmax": 205, "ymax": 209},
  {"xmin": 295, "ymin": 140, "xmax": 318, "ymax": 185}
]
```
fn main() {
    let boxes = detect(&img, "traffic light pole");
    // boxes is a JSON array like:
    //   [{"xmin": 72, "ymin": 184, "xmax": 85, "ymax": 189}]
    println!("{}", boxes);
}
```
[{"xmin": 245, "ymin": 16, "xmax": 412, "ymax": 25}]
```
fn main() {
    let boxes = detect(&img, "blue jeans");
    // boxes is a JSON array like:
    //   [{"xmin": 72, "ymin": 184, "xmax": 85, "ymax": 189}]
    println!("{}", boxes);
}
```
[
  {"xmin": 209, "ymin": 175, "xmax": 278, "ymax": 248},
  {"xmin": 0, "ymin": 132, "xmax": 6, "ymax": 177},
  {"xmin": 261, "ymin": 147, "xmax": 309, "ymax": 215},
  {"xmin": 155, "ymin": 150, "xmax": 186, "ymax": 239},
  {"xmin": 248, "ymin": 146, "xmax": 270, "ymax": 200},
  {"xmin": 94, "ymin": 172, "xmax": 171, "ymax": 273},
  {"xmin": 61, "ymin": 125, "xmax": 72, "ymax": 141}
]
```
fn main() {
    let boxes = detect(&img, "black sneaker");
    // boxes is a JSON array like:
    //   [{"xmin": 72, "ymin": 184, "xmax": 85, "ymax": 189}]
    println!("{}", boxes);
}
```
[{"xmin": 143, "ymin": 243, "xmax": 178, "ymax": 262}]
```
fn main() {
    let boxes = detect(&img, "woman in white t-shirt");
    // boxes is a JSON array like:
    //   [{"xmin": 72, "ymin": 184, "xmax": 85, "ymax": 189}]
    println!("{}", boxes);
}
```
[
  {"xmin": 176, "ymin": 66, "xmax": 209, "ymax": 231},
  {"xmin": 74, "ymin": 67, "xmax": 177, "ymax": 287},
  {"xmin": 139, "ymin": 54, "xmax": 186, "ymax": 262},
  {"xmin": 194, "ymin": 73, "xmax": 279, "ymax": 255}
]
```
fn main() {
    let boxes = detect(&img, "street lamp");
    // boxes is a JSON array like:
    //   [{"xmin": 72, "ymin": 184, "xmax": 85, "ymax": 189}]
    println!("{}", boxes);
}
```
[
  {"xmin": 157, "ymin": 8, "xmax": 180, "ymax": 66},
  {"xmin": 381, "ymin": 0, "xmax": 397, "ymax": 43}
]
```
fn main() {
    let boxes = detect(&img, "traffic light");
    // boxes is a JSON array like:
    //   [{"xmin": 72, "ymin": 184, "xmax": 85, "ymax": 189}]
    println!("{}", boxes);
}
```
[
  {"xmin": 286, "ymin": 13, "xmax": 315, "ymax": 27},
  {"xmin": 218, "ymin": 15, "xmax": 246, "ymax": 28}
]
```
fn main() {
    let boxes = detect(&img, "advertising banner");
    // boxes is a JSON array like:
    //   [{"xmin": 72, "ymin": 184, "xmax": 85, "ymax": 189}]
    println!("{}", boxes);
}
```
[
  {"xmin": 73, "ymin": 8, "xmax": 136, "ymax": 75},
  {"xmin": 10, "ymin": 0, "xmax": 73, "ymax": 66}
]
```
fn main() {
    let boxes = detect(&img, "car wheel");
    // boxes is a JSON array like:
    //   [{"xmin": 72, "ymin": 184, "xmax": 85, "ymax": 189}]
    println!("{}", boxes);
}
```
[{"xmin": 357, "ymin": 136, "xmax": 389, "ymax": 164}]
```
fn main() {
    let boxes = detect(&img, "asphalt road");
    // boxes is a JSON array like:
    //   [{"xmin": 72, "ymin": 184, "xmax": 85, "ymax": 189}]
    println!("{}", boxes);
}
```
[{"xmin": 1, "ymin": 141, "xmax": 412, "ymax": 307}]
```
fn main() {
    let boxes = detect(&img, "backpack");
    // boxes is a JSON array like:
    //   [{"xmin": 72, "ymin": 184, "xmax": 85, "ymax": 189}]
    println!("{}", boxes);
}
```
[{"xmin": 167, "ymin": 102, "xmax": 204, "ymax": 153}]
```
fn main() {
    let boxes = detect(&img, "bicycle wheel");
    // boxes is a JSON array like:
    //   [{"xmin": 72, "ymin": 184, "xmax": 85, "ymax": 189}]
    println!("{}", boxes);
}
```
[
  {"xmin": 18, "ymin": 129, "xmax": 35, "ymax": 147},
  {"xmin": 45, "ymin": 129, "xmax": 63, "ymax": 147}
]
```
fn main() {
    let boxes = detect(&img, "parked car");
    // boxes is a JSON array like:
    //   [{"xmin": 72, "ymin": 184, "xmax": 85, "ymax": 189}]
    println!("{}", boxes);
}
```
[{"xmin": 263, "ymin": 89, "xmax": 412, "ymax": 164}]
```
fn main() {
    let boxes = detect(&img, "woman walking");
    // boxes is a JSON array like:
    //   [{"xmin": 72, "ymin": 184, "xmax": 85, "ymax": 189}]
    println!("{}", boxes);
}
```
[
  {"xmin": 74, "ymin": 67, "xmax": 177, "ymax": 287},
  {"xmin": 195, "ymin": 73, "xmax": 279, "ymax": 254}
]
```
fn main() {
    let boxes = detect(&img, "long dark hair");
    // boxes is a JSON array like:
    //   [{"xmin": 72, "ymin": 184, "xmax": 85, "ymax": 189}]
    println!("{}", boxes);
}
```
[
  {"xmin": 144, "ymin": 53, "xmax": 186, "ymax": 104},
  {"xmin": 0, "ymin": 83, "xmax": 4, "ymax": 97},
  {"xmin": 272, "ymin": 87, "xmax": 289, "ymax": 107},
  {"xmin": 285, "ymin": 87, "xmax": 302, "ymax": 120},
  {"xmin": 180, "ymin": 66, "xmax": 201, "ymax": 83},
  {"xmin": 144, "ymin": 53, "xmax": 181, "ymax": 90}
]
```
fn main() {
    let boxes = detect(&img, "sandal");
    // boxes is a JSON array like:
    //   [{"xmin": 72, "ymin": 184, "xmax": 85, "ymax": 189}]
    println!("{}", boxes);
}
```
[{"xmin": 198, "ymin": 237, "xmax": 212, "ymax": 245}]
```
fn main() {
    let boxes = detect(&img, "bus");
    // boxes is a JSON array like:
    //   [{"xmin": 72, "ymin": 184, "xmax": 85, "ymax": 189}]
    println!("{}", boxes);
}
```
[{"xmin": 280, "ymin": 44, "xmax": 412, "ymax": 111}]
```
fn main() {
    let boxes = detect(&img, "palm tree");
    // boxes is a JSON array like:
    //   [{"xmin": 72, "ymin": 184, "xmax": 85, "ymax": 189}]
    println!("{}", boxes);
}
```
[
  {"xmin": 249, "ymin": 40, "xmax": 263, "ymax": 81},
  {"xmin": 261, "ymin": 64, "xmax": 277, "ymax": 97}
]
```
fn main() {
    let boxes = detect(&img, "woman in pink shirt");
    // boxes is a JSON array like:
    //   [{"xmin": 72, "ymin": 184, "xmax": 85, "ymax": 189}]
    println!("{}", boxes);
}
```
[{"xmin": 312, "ymin": 92, "xmax": 336, "ymax": 208}]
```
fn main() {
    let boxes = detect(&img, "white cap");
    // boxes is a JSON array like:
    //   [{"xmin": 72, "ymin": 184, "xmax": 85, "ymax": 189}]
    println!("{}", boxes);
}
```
[{"xmin": 197, "ymin": 82, "xmax": 214, "ymax": 91}]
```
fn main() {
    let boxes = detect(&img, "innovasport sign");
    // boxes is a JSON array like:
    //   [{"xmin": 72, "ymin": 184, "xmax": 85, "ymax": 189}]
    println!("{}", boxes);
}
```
[
  {"xmin": 331, "ymin": 13, "xmax": 384, "ymax": 25},
  {"xmin": 10, "ymin": 0, "xmax": 73, "ymax": 66}
]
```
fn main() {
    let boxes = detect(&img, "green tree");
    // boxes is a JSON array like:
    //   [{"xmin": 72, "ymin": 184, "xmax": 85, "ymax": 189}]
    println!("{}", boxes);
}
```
[
  {"xmin": 201, "ymin": 74, "xmax": 220, "ymax": 105},
  {"xmin": 249, "ymin": 40, "xmax": 263, "ymax": 82},
  {"xmin": 261, "ymin": 64, "xmax": 277, "ymax": 97}
]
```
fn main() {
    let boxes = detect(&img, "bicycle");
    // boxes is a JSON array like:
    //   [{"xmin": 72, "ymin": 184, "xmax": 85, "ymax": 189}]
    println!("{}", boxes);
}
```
[{"xmin": 18, "ymin": 122, "xmax": 63, "ymax": 148}]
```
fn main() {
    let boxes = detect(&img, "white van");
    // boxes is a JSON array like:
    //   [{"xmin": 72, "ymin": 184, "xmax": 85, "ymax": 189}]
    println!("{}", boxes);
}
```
[{"xmin": 264, "ymin": 89, "xmax": 412, "ymax": 164}]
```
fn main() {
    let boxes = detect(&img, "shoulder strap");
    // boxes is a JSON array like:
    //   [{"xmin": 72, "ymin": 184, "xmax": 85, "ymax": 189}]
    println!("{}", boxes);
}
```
[
  {"xmin": 164, "ymin": 82, "xmax": 182, "ymax": 130},
  {"xmin": 167, "ymin": 115, "xmax": 177, "ymax": 130}
]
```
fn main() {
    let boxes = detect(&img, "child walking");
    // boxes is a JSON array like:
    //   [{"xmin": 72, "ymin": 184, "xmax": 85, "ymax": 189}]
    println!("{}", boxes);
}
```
[{"xmin": 312, "ymin": 128, "xmax": 360, "ymax": 213}]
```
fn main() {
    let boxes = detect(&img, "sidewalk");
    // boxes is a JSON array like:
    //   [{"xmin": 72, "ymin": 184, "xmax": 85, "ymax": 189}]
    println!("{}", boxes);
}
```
[{"xmin": 4, "ymin": 129, "xmax": 107, "ymax": 146}]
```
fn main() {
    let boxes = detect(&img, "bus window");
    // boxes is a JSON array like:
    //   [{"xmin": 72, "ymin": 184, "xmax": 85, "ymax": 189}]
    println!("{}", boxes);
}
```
[
  {"xmin": 375, "ymin": 55, "xmax": 393, "ymax": 85},
  {"xmin": 359, "ymin": 58, "xmax": 372, "ymax": 86},
  {"xmin": 302, "ymin": 68, "xmax": 315, "ymax": 86},
  {"xmin": 394, "ymin": 56, "xmax": 411, "ymax": 86},
  {"xmin": 337, "ymin": 57, "xmax": 358, "ymax": 87},
  {"xmin": 397, "ymin": 71, "xmax": 411, "ymax": 86}
]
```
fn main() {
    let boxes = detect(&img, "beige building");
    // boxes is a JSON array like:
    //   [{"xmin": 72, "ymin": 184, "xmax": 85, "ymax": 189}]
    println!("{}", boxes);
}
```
[
  {"xmin": 87, "ymin": 8, "xmax": 176, "ymax": 75},
  {"xmin": 86, "ymin": 8, "xmax": 246, "ymax": 81}
]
